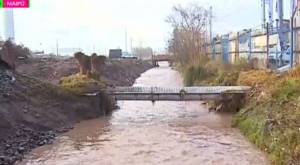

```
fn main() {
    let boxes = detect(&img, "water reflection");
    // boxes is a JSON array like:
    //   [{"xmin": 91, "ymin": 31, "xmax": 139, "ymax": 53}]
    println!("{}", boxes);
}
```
[{"xmin": 20, "ymin": 63, "xmax": 269, "ymax": 165}]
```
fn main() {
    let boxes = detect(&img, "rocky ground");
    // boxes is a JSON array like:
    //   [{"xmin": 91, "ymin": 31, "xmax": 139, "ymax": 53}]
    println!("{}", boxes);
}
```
[{"xmin": 0, "ymin": 57, "xmax": 152, "ymax": 165}]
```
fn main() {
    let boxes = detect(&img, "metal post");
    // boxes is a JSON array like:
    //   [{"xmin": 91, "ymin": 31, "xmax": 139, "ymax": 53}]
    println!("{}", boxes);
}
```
[
  {"xmin": 277, "ymin": 0, "xmax": 286, "ymax": 67},
  {"xmin": 212, "ymin": 39, "xmax": 215, "ymax": 60},
  {"xmin": 151, "ymin": 53, "xmax": 155, "ymax": 66},
  {"xmin": 291, "ymin": 9, "xmax": 297, "ymax": 68},
  {"xmin": 266, "ymin": 23, "xmax": 270, "ymax": 68},
  {"xmin": 236, "ymin": 32, "xmax": 240, "ymax": 63},
  {"xmin": 268, "ymin": 0, "xmax": 274, "ymax": 29},
  {"xmin": 222, "ymin": 35, "xmax": 229, "ymax": 64},
  {"xmin": 248, "ymin": 30, "xmax": 252, "ymax": 61},
  {"xmin": 291, "ymin": 16, "xmax": 294, "ymax": 68}
]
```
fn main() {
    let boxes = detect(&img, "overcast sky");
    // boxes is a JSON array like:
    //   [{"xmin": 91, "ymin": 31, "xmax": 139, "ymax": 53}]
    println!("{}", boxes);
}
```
[{"xmin": 0, "ymin": 0, "xmax": 292, "ymax": 55}]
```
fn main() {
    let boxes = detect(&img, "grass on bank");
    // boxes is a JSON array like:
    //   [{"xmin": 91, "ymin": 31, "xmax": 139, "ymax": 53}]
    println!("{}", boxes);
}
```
[
  {"xmin": 233, "ymin": 67, "xmax": 300, "ymax": 165},
  {"xmin": 180, "ymin": 59, "xmax": 300, "ymax": 165},
  {"xmin": 182, "ymin": 58, "xmax": 250, "ymax": 86},
  {"xmin": 59, "ymin": 74, "xmax": 106, "ymax": 94}
]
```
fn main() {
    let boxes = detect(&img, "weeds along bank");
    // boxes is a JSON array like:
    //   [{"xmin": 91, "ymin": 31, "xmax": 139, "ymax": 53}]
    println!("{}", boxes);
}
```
[
  {"xmin": 180, "ymin": 61, "xmax": 300, "ymax": 165},
  {"xmin": 234, "ymin": 68, "xmax": 300, "ymax": 165},
  {"xmin": 181, "ymin": 59, "xmax": 251, "ymax": 86}
]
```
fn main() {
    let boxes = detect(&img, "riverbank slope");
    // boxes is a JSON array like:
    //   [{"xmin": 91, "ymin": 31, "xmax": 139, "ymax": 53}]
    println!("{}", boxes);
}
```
[
  {"xmin": 181, "ymin": 61, "xmax": 300, "ymax": 165},
  {"xmin": 0, "ymin": 57, "xmax": 152, "ymax": 165},
  {"xmin": 0, "ymin": 68, "xmax": 107, "ymax": 165}
]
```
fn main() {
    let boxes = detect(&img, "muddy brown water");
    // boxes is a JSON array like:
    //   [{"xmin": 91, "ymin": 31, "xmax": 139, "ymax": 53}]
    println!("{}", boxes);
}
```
[{"xmin": 19, "ymin": 63, "xmax": 269, "ymax": 165}]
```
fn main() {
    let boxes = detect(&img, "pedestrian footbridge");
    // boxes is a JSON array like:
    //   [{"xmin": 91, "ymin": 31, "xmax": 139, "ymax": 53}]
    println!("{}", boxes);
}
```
[{"xmin": 108, "ymin": 86, "xmax": 251, "ymax": 101}]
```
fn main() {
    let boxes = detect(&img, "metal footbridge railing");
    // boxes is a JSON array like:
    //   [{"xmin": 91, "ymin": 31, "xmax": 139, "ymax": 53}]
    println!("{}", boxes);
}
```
[{"xmin": 109, "ymin": 86, "xmax": 251, "ymax": 101}]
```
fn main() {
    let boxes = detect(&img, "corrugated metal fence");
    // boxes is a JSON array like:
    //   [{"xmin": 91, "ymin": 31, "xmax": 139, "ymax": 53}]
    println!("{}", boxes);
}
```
[{"xmin": 205, "ymin": 17, "xmax": 300, "ymax": 69}]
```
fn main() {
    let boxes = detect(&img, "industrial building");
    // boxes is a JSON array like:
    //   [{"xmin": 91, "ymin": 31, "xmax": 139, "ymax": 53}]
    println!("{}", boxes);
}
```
[{"xmin": 109, "ymin": 49, "xmax": 122, "ymax": 59}]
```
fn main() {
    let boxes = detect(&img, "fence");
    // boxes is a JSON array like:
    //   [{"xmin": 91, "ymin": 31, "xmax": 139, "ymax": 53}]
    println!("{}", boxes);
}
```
[{"xmin": 205, "ymin": 11, "xmax": 300, "ymax": 69}]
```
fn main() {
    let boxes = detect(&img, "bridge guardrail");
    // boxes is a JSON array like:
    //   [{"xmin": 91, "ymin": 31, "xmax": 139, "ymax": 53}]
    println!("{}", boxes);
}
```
[{"xmin": 111, "ymin": 86, "xmax": 252, "ymax": 94}]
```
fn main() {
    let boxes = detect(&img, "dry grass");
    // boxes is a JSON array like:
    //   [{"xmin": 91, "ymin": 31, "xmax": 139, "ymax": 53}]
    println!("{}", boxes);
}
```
[
  {"xmin": 59, "ymin": 74, "xmax": 106, "ymax": 94},
  {"xmin": 234, "ymin": 67, "xmax": 300, "ymax": 165},
  {"xmin": 182, "ymin": 58, "xmax": 251, "ymax": 86},
  {"xmin": 288, "ymin": 65, "xmax": 300, "ymax": 78},
  {"xmin": 182, "ymin": 58, "xmax": 300, "ymax": 164}
]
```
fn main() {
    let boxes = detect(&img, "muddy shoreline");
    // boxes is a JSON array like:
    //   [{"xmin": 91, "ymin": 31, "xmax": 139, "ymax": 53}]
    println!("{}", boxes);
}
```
[{"xmin": 0, "ymin": 57, "xmax": 152, "ymax": 165}]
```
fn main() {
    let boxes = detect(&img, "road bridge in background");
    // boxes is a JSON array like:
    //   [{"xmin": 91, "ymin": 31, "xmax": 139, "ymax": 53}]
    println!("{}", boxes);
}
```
[{"xmin": 152, "ymin": 54, "xmax": 174, "ymax": 66}]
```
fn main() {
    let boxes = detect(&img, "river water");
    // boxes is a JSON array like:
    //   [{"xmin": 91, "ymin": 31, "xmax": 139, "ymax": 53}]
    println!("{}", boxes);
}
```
[{"xmin": 20, "ymin": 63, "xmax": 269, "ymax": 165}]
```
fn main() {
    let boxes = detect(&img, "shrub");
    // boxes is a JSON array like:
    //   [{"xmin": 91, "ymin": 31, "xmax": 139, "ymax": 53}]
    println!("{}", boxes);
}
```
[
  {"xmin": 59, "ymin": 74, "xmax": 106, "ymax": 94},
  {"xmin": 184, "ymin": 65, "xmax": 209, "ymax": 86}
]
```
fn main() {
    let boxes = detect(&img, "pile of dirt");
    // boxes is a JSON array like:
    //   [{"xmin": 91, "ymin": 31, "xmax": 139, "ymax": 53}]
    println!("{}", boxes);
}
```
[
  {"xmin": 0, "ymin": 40, "xmax": 30, "ymax": 70},
  {"xmin": 0, "ymin": 67, "xmax": 112, "ymax": 165},
  {"xmin": 16, "ymin": 57, "xmax": 78, "ymax": 84},
  {"xmin": 17, "ymin": 57, "xmax": 153, "ymax": 86},
  {"xmin": 102, "ymin": 60, "xmax": 152, "ymax": 86}
]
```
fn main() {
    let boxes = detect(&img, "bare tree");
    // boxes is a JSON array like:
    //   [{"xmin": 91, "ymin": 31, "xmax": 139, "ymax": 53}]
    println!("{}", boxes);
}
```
[{"xmin": 166, "ymin": 3, "xmax": 209, "ymax": 66}]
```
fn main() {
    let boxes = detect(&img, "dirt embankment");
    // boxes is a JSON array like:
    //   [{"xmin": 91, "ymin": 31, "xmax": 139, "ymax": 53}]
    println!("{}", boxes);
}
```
[
  {"xmin": 0, "ymin": 57, "xmax": 152, "ymax": 165},
  {"xmin": 0, "ymin": 69, "xmax": 109, "ymax": 165},
  {"xmin": 17, "ymin": 57, "xmax": 153, "ymax": 86}
]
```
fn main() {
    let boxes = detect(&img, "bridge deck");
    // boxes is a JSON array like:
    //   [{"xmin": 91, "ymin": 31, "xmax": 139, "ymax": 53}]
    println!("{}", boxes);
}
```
[{"xmin": 110, "ymin": 86, "xmax": 251, "ymax": 101}]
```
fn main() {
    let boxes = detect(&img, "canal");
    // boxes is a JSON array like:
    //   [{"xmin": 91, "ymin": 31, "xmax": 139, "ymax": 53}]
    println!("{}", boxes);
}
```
[{"xmin": 19, "ymin": 63, "xmax": 269, "ymax": 165}]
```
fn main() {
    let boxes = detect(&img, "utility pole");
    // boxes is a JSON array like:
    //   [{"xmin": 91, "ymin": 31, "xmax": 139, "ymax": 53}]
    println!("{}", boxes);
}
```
[
  {"xmin": 266, "ymin": 23, "xmax": 270, "ymax": 68},
  {"xmin": 56, "ymin": 40, "xmax": 59, "ymax": 56},
  {"xmin": 262, "ymin": 0, "xmax": 266, "ymax": 28},
  {"xmin": 125, "ymin": 28, "xmax": 128, "ymax": 52},
  {"xmin": 209, "ymin": 6, "xmax": 213, "ymax": 43},
  {"xmin": 130, "ymin": 37, "xmax": 133, "ymax": 54}
]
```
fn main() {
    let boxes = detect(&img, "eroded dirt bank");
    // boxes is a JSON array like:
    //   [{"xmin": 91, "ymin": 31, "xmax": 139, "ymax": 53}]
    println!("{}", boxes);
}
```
[
  {"xmin": 0, "ymin": 57, "xmax": 152, "ymax": 165},
  {"xmin": 17, "ymin": 57, "xmax": 153, "ymax": 86}
]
